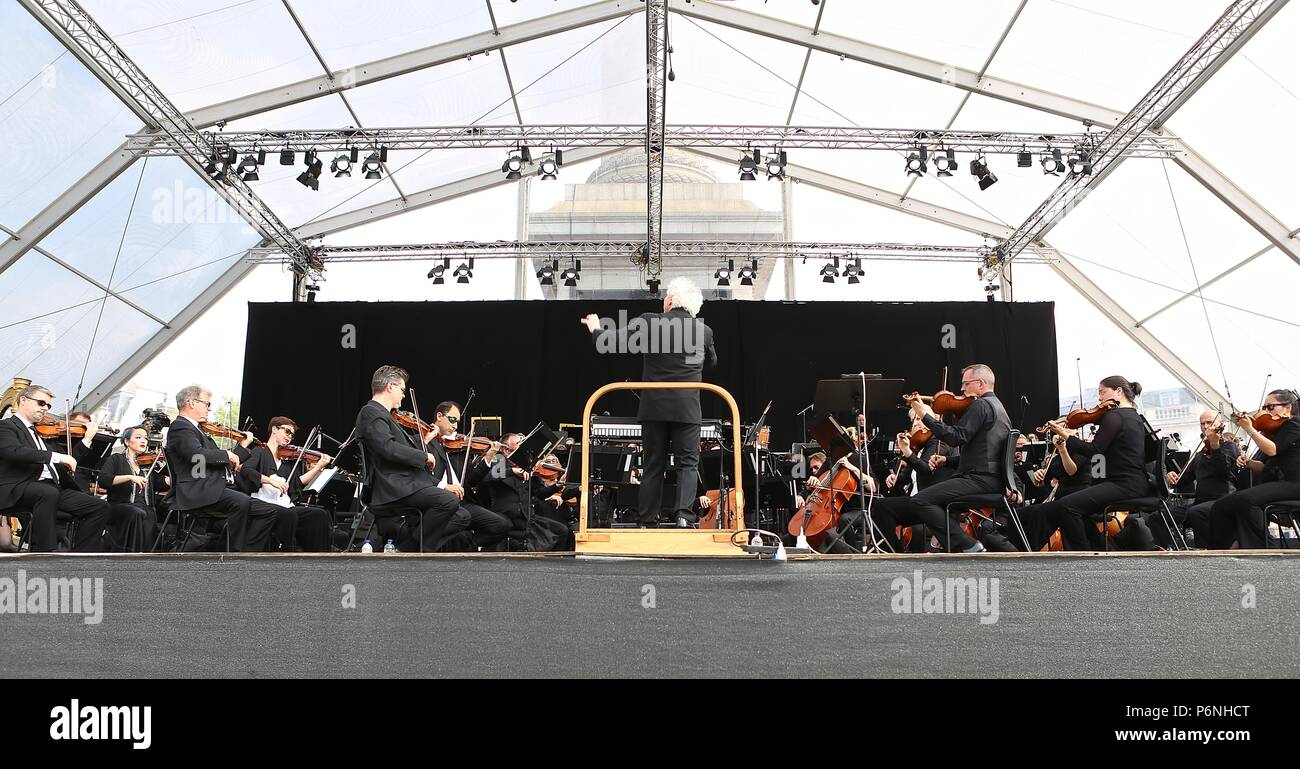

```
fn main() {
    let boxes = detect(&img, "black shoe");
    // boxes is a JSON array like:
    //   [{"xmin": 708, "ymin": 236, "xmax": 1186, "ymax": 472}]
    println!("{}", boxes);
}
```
[{"xmin": 675, "ymin": 516, "xmax": 698, "ymax": 529}]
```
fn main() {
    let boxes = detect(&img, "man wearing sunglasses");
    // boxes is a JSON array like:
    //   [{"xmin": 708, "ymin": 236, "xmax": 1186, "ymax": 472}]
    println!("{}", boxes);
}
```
[
  {"xmin": 0, "ymin": 384, "xmax": 110, "ymax": 551},
  {"xmin": 426, "ymin": 400, "xmax": 510, "ymax": 551}
]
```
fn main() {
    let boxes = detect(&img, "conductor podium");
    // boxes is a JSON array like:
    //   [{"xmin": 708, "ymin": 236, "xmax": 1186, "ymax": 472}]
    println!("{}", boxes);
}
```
[{"xmin": 577, "ymin": 382, "xmax": 747, "ymax": 556}]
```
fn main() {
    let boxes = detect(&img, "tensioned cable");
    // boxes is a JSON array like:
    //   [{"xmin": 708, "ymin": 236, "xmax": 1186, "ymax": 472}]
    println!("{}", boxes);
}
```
[
  {"xmin": 0, "ymin": 52, "xmax": 66, "ymax": 111},
  {"xmin": 73, "ymin": 158, "xmax": 147, "ymax": 403},
  {"xmin": 1161, "ymin": 158, "xmax": 1232, "ymax": 399}
]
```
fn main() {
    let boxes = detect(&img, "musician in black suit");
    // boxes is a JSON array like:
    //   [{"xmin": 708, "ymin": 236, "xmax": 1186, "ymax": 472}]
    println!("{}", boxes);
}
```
[
  {"xmin": 165, "ymin": 385, "xmax": 276, "ymax": 551},
  {"xmin": 355, "ymin": 366, "xmax": 460, "ymax": 552},
  {"xmin": 424, "ymin": 401, "xmax": 510, "ymax": 551},
  {"xmin": 465, "ymin": 434, "xmax": 572, "ymax": 550},
  {"xmin": 0, "ymin": 384, "xmax": 110, "ymax": 551},
  {"xmin": 582, "ymin": 276, "xmax": 718, "ymax": 527}
]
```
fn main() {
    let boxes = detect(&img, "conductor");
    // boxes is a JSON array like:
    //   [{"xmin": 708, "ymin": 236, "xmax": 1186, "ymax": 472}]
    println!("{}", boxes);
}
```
[{"xmin": 582, "ymin": 276, "xmax": 717, "ymax": 527}]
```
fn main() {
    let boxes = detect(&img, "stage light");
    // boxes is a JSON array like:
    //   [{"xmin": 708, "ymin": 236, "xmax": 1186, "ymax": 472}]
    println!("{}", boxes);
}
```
[
  {"xmin": 560, "ymin": 263, "xmax": 579, "ymax": 287},
  {"xmin": 738, "ymin": 149, "xmax": 760, "ymax": 181},
  {"xmin": 969, "ymin": 155, "xmax": 998, "ymax": 191},
  {"xmin": 934, "ymin": 148, "xmax": 956, "ymax": 177},
  {"xmin": 237, "ymin": 155, "xmax": 260, "ymax": 182},
  {"xmin": 427, "ymin": 258, "xmax": 449, "ymax": 285},
  {"xmin": 905, "ymin": 145, "xmax": 928, "ymax": 177},
  {"xmin": 536, "ymin": 259, "xmax": 557, "ymax": 286},
  {"xmin": 820, "ymin": 259, "xmax": 839, "ymax": 283},
  {"xmin": 737, "ymin": 259, "xmax": 757, "ymax": 286},
  {"xmin": 647, "ymin": 277, "xmax": 661, "ymax": 294},
  {"xmin": 765, "ymin": 150, "xmax": 787, "ymax": 181},
  {"xmin": 842, "ymin": 258, "xmax": 863, "ymax": 284},
  {"xmin": 1017, "ymin": 147, "xmax": 1032, "ymax": 168},
  {"xmin": 714, "ymin": 259, "xmax": 733, "ymax": 287},
  {"xmin": 502, "ymin": 150, "xmax": 525, "ymax": 180},
  {"xmin": 1069, "ymin": 150, "xmax": 1092, "ymax": 176},
  {"xmin": 297, "ymin": 150, "xmax": 322, "ymax": 190},
  {"xmin": 538, "ymin": 155, "xmax": 559, "ymax": 180},
  {"xmin": 279, "ymin": 148, "xmax": 295, "ymax": 166},
  {"xmin": 362, "ymin": 152, "xmax": 383, "ymax": 180},
  {"xmin": 331, "ymin": 154, "xmax": 352, "ymax": 178},
  {"xmin": 453, "ymin": 259, "xmax": 474, "ymax": 284},
  {"xmin": 1041, "ymin": 147, "xmax": 1065, "ymax": 176}
]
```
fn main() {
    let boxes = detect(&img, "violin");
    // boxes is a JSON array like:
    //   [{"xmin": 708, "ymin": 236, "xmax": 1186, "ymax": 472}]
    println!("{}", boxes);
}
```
[
  {"xmin": 904, "ymin": 390, "xmax": 975, "ymax": 417},
  {"xmin": 532, "ymin": 461, "xmax": 565, "ymax": 482},
  {"xmin": 136, "ymin": 450, "xmax": 163, "ymax": 466},
  {"xmin": 276, "ymin": 444, "xmax": 326, "ymax": 464},
  {"xmin": 391, "ymin": 409, "xmax": 436, "ymax": 437},
  {"xmin": 1232, "ymin": 409, "xmax": 1288, "ymax": 437},
  {"xmin": 33, "ymin": 416, "xmax": 121, "ymax": 441},
  {"xmin": 440, "ymin": 434, "xmax": 497, "ymax": 454},
  {"xmin": 1037, "ymin": 398, "xmax": 1118, "ymax": 434},
  {"xmin": 200, "ymin": 421, "xmax": 264, "ymax": 447}
]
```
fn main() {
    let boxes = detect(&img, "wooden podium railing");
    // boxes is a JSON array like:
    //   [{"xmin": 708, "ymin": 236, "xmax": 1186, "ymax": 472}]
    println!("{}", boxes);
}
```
[{"xmin": 577, "ymin": 382, "xmax": 746, "ymax": 556}]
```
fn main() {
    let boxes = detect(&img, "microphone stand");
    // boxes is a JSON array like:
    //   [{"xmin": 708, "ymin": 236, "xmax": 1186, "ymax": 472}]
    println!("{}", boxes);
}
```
[
  {"xmin": 850, "ymin": 372, "xmax": 891, "ymax": 554},
  {"xmin": 744, "ymin": 401, "xmax": 773, "ymax": 531},
  {"xmin": 796, "ymin": 402, "xmax": 814, "ymax": 445}
]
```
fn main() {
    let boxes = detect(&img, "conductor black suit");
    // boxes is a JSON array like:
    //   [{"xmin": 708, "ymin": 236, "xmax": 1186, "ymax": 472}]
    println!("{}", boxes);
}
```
[
  {"xmin": 0, "ymin": 415, "xmax": 109, "ymax": 551},
  {"xmin": 355, "ymin": 399, "xmax": 459, "ymax": 551},
  {"xmin": 165, "ymin": 416, "xmax": 275, "ymax": 551},
  {"xmin": 591, "ymin": 306, "xmax": 717, "ymax": 524}
]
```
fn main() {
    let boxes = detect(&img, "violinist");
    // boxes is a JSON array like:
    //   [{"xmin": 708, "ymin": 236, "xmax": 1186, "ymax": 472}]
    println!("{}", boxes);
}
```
[
  {"xmin": 862, "ymin": 364, "xmax": 1011, "ymax": 553},
  {"xmin": 1161, "ymin": 411, "xmax": 1239, "ymax": 548},
  {"xmin": 885, "ymin": 416, "xmax": 959, "ymax": 495},
  {"xmin": 1032, "ymin": 430, "xmax": 1090, "ymax": 501},
  {"xmin": 427, "ymin": 401, "xmax": 510, "ymax": 551},
  {"xmin": 1208, "ymin": 390, "xmax": 1300, "ymax": 548},
  {"xmin": 0, "ymin": 384, "xmax": 110, "ymax": 551},
  {"xmin": 66, "ymin": 410, "xmax": 109, "ymax": 494},
  {"xmin": 465, "ymin": 434, "xmax": 572, "ymax": 550},
  {"xmin": 98, "ymin": 425, "xmax": 166, "ymax": 551},
  {"xmin": 1022, "ymin": 376, "xmax": 1148, "ymax": 551},
  {"xmin": 165, "ymin": 385, "xmax": 276, "ymax": 552},
  {"xmin": 232, "ymin": 417, "xmax": 332, "ymax": 552},
  {"xmin": 355, "ymin": 366, "xmax": 460, "ymax": 552}
]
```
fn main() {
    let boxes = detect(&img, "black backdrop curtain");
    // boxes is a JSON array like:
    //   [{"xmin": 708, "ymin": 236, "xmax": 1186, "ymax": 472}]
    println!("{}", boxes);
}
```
[{"xmin": 241, "ymin": 300, "xmax": 1058, "ymax": 449}]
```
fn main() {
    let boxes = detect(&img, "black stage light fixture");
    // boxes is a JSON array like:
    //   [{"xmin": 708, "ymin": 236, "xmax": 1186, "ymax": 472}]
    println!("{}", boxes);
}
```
[
  {"xmin": 560, "ymin": 260, "xmax": 580, "ymax": 287},
  {"xmin": 820, "ymin": 258, "xmax": 839, "ymax": 283},
  {"xmin": 970, "ymin": 155, "xmax": 998, "ymax": 191},
  {"xmin": 1041, "ymin": 147, "xmax": 1065, "ymax": 176},
  {"xmin": 738, "ymin": 148, "xmax": 760, "ymax": 181},
  {"xmin": 297, "ymin": 150, "xmax": 322, "ymax": 190},
  {"xmin": 1069, "ymin": 150, "xmax": 1092, "ymax": 176},
  {"xmin": 280, "ymin": 148, "xmax": 295, "ymax": 166},
  {"xmin": 536, "ymin": 259, "xmax": 557, "ymax": 286},
  {"xmin": 1017, "ymin": 146, "xmax": 1032, "ymax": 167},
  {"xmin": 647, "ymin": 277, "xmax": 660, "ymax": 294},
  {"xmin": 538, "ymin": 155, "xmax": 559, "ymax": 180},
  {"xmin": 237, "ymin": 155, "xmax": 260, "ymax": 182},
  {"xmin": 934, "ymin": 148, "xmax": 956, "ymax": 177},
  {"xmin": 331, "ymin": 153, "xmax": 352, "ymax": 178},
  {"xmin": 714, "ymin": 259, "xmax": 733, "ymax": 287},
  {"xmin": 362, "ymin": 152, "xmax": 383, "ymax": 180},
  {"xmin": 765, "ymin": 150, "xmax": 787, "ymax": 180},
  {"xmin": 502, "ymin": 150, "xmax": 525, "ymax": 180},
  {"xmin": 453, "ymin": 260, "xmax": 474, "ymax": 284},
  {"xmin": 842, "ymin": 258, "xmax": 863, "ymax": 284},
  {"xmin": 737, "ymin": 258, "xmax": 757, "ymax": 286},
  {"xmin": 905, "ymin": 145, "xmax": 928, "ymax": 177},
  {"xmin": 427, "ymin": 258, "xmax": 449, "ymax": 285}
]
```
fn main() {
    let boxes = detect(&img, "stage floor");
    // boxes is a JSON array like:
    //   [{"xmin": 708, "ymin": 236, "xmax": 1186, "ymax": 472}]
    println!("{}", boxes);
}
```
[{"xmin": 2, "ymin": 551, "xmax": 1296, "ymax": 678}]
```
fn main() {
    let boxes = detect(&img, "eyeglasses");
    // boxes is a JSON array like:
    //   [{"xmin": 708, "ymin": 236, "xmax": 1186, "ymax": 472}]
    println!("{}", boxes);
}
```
[
  {"xmin": 26, "ymin": 398, "xmax": 52, "ymax": 409},
  {"xmin": 1263, "ymin": 402, "xmax": 1288, "ymax": 411},
  {"xmin": 961, "ymin": 379, "xmax": 981, "ymax": 386},
  {"xmin": 446, "ymin": 415, "xmax": 459, "ymax": 424},
  {"xmin": 278, "ymin": 426, "xmax": 296, "ymax": 437},
  {"xmin": 191, "ymin": 399, "xmax": 211, "ymax": 408}
]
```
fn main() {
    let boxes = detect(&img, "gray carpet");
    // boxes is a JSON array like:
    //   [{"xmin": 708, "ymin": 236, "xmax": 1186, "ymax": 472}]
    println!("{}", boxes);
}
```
[{"xmin": 1, "ymin": 552, "xmax": 1296, "ymax": 678}]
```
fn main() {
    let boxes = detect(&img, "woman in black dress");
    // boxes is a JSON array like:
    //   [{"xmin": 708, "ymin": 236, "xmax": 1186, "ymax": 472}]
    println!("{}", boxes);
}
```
[
  {"xmin": 1208, "ymin": 389, "xmax": 1300, "ymax": 548},
  {"xmin": 98, "ymin": 426, "xmax": 163, "ymax": 551},
  {"xmin": 1019, "ymin": 376, "xmax": 1149, "ymax": 550}
]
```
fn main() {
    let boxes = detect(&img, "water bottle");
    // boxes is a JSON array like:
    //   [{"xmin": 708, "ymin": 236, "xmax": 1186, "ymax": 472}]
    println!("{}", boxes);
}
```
[
  {"xmin": 383, "ymin": 539, "xmax": 397, "ymax": 553},
  {"xmin": 360, "ymin": 539, "xmax": 373, "ymax": 553},
  {"xmin": 749, "ymin": 531, "xmax": 763, "ymax": 547}
]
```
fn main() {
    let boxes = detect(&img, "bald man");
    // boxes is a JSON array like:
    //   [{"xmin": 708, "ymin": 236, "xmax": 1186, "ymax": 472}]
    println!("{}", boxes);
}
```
[{"xmin": 1162, "ymin": 411, "xmax": 1240, "ymax": 548}]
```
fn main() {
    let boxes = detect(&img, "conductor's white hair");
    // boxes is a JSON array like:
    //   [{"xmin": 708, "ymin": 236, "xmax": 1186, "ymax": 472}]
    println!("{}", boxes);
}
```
[{"xmin": 666, "ymin": 276, "xmax": 703, "ymax": 317}]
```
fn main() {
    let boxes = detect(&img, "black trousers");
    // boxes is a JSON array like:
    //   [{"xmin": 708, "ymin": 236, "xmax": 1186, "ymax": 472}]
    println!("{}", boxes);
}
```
[
  {"xmin": 13, "ymin": 481, "xmax": 110, "ymax": 552},
  {"xmin": 184, "ymin": 489, "xmax": 275, "ymax": 552},
  {"xmin": 868, "ymin": 474, "xmax": 1000, "ymax": 552},
  {"xmin": 639, "ymin": 420, "xmax": 700, "ymax": 524},
  {"xmin": 443, "ymin": 502, "xmax": 510, "ymax": 550},
  {"xmin": 1158, "ymin": 497, "xmax": 1219, "ymax": 548},
  {"xmin": 384, "ymin": 486, "xmax": 460, "ymax": 552},
  {"xmin": 107, "ymin": 502, "xmax": 156, "ymax": 552},
  {"xmin": 1208, "ymin": 481, "xmax": 1300, "ymax": 548},
  {"xmin": 270, "ymin": 504, "xmax": 332, "ymax": 552},
  {"xmin": 1019, "ymin": 480, "xmax": 1146, "ymax": 550}
]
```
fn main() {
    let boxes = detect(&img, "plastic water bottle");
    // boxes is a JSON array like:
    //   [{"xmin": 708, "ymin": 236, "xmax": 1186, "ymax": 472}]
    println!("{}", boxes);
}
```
[
  {"xmin": 383, "ymin": 539, "xmax": 397, "ymax": 553},
  {"xmin": 360, "ymin": 539, "xmax": 373, "ymax": 553},
  {"xmin": 749, "ymin": 531, "xmax": 763, "ymax": 547}
]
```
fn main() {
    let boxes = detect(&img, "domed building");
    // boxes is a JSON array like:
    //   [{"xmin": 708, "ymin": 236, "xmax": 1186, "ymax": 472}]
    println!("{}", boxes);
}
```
[{"xmin": 526, "ymin": 148, "xmax": 783, "ymax": 299}]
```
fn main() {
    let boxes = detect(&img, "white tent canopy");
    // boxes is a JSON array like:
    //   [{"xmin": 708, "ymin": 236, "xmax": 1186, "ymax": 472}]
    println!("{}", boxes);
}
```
[{"xmin": 2, "ymin": 0, "xmax": 1297, "ymax": 420}]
